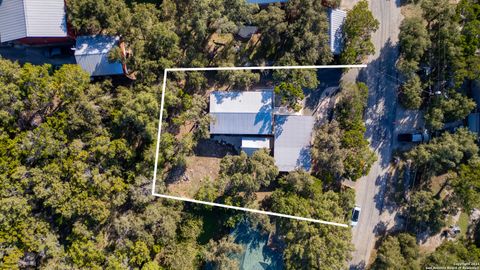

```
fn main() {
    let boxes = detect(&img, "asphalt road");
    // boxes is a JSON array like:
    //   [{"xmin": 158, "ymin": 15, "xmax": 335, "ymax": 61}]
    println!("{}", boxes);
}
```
[{"xmin": 348, "ymin": 0, "xmax": 403, "ymax": 268}]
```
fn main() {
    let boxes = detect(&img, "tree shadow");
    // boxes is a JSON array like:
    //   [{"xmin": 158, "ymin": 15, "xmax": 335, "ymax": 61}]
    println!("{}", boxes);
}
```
[{"xmin": 357, "ymin": 38, "xmax": 399, "ymax": 169}]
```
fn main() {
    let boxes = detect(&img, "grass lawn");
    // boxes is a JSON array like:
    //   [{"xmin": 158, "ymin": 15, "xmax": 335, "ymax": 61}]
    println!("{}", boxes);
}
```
[{"xmin": 458, "ymin": 212, "xmax": 469, "ymax": 239}]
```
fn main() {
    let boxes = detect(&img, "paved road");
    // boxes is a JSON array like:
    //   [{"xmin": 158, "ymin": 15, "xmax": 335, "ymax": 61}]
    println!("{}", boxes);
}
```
[{"xmin": 348, "ymin": 0, "xmax": 403, "ymax": 268}]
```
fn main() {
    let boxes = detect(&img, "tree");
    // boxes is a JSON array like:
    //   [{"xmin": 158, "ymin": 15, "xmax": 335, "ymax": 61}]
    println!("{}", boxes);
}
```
[
  {"xmin": 399, "ymin": 74, "xmax": 423, "ymax": 109},
  {"xmin": 274, "ymin": 82, "xmax": 305, "ymax": 111},
  {"xmin": 422, "ymin": 240, "xmax": 480, "ymax": 267},
  {"xmin": 340, "ymin": 0, "xmax": 380, "ymax": 64},
  {"xmin": 450, "ymin": 161, "xmax": 480, "ymax": 211},
  {"xmin": 407, "ymin": 191, "xmax": 445, "ymax": 233},
  {"xmin": 399, "ymin": 16, "xmax": 431, "ymax": 63},
  {"xmin": 406, "ymin": 128, "xmax": 479, "ymax": 178},
  {"xmin": 219, "ymin": 150, "xmax": 279, "ymax": 206},
  {"xmin": 204, "ymin": 236, "xmax": 243, "ymax": 270},
  {"xmin": 268, "ymin": 171, "xmax": 353, "ymax": 269},
  {"xmin": 372, "ymin": 233, "xmax": 420, "ymax": 270},
  {"xmin": 311, "ymin": 121, "xmax": 346, "ymax": 181},
  {"xmin": 425, "ymin": 91, "xmax": 476, "ymax": 130}
]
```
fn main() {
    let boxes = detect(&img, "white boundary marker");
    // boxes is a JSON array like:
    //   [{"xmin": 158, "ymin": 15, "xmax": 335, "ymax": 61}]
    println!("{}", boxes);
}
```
[{"xmin": 152, "ymin": 64, "xmax": 366, "ymax": 228}]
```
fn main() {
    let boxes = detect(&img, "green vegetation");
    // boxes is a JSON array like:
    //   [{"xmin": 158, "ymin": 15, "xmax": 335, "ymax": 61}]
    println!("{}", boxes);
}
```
[
  {"xmin": 372, "ymin": 233, "xmax": 420, "ymax": 270},
  {"xmin": 274, "ymin": 82, "xmax": 305, "ymax": 111},
  {"xmin": 268, "ymin": 171, "xmax": 354, "ymax": 270},
  {"xmin": 373, "ymin": 233, "xmax": 480, "ymax": 269},
  {"xmin": 312, "ymin": 83, "xmax": 376, "ymax": 181},
  {"xmin": 340, "ymin": 0, "xmax": 380, "ymax": 64},
  {"xmin": 397, "ymin": 0, "xmax": 479, "ymax": 129}
]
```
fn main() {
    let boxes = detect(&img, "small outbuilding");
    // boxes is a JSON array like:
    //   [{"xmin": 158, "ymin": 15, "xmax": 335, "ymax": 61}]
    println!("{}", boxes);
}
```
[
  {"xmin": 329, "ymin": 8, "xmax": 347, "ymax": 55},
  {"xmin": 209, "ymin": 91, "xmax": 274, "ymax": 135},
  {"xmin": 75, "ymin": 35, "xmax": 124, "ymax": 77},
  {"xmin": 0, "ymin": 0, "xmax": 69, "ymax": 44},
  {"xmin": 241, "ymin": 137, "xmax": 271, "ymax": 156},
  {"xmin": 274, "ymin": 115, "xmax": 315, "ymax": 172}
]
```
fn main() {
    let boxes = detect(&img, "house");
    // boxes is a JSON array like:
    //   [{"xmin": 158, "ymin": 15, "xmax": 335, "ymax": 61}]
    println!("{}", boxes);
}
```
[
  {"xmin": 0, "ymin": 0, "xmax": 69, "ymax": 44},
  {"xmin": 274, "ymin": 115, "xmax": 315, "ymax": 172},
  {"xmin": 329, "ymin": 8, "xmax": 347, "ymax": 55},
  {"xmin": 74, "ymin": 36, "xmax": 125, "ymax": 77},
  {"xmin": 209, "ymin": 90, "xmax": 315, "ymax": 172},
  {"xmin": 209, "ymin": 90, "xmax": 274, "ymax": 135}
]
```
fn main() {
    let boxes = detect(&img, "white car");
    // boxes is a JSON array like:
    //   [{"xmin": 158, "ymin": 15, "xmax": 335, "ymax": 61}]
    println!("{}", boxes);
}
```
[{"xmin": 350, "ymin": 206, "xmax": 361, "ymax": 227}]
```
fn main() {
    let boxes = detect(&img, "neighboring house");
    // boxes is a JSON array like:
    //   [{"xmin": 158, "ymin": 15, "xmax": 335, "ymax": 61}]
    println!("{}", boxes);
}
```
[
  {"xmin": 0, "ymin": 0, "xmax": 70, "ymax": 44},
  {"xmin": 208, "ymin": 90, "xmax": 315, "ymax": 172},
  {"xmin": 210, "ymin": 90, "xmax": 274, "ymax": 135},
  {"xmin": 329, "ymin": 8, "xmax": 347, "ymax": 55},
  {"xmin": 75, "ymin": 36, "xmax": 125, "ymax": 77},
  {"xmin": 274, "ymin": 115, "xmax": 314, "ymax": 172}
]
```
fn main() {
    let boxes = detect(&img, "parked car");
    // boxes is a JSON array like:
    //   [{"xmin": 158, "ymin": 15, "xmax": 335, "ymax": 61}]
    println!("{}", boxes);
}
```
[
  {"xmin": 397, "ymin": 130, "xmax": 430, "ymax": 143},
  {"xmin": 351, "ymin": 206, "xmax": 361, "ymax": 227}
]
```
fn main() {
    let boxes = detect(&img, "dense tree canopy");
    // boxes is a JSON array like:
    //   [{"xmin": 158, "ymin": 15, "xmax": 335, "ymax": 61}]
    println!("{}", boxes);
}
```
[
  {"xmin": 268, "ymin": 171, "xmax": 354, "ymax": 270},
  {"xmin": 340, "ymin": 0, "xmax": 379, "ymax": 64},
  {"xmin": 312, "ymin": 83, "xmax": 376, "ymax": 181},
  {"xmin": 372, "ymin": 233, "xmax": 420, "ymax": 270}
]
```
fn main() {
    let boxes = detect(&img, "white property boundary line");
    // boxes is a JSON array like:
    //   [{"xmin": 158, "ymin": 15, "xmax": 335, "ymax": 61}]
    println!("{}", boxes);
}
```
[{"xmin": 152, "ymin": 64, "xmax": 366, "ymax": 228}]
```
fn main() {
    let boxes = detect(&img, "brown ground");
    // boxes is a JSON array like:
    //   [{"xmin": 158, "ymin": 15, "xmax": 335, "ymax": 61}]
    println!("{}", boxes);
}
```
[{"xmin": 167, "ymin": 155, "xmax": 221, "ymax": 198}]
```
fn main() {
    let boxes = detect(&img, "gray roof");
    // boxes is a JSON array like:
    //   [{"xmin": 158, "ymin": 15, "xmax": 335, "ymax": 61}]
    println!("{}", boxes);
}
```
[
  {"xmin": 0, "ymin": 0, "xmax": 67, "ymax": 42},
  {"xmin": 329, "ymin": 8, "xmax": 347, "ymax": 55},
  {"xmin": 75, "ymin": 36, "xmax": 124, "ymax": 76},
  {"xmin": 274, "ymin": 115, "xmax": 315, "ymax": 172},
  {"xmin": 210, "ymin": 91, "xmax": 273, "ymax": 135}
]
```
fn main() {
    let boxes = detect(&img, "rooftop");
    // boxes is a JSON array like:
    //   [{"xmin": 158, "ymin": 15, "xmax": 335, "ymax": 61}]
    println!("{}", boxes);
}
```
[
  {"xmin": 0, "ymin": 0, "xmax": 68, "ymax": 43},
  {"xmin": 274, "ymin": 114, "xmax": 315, "ymax": 172},
  {"xmin": 210, "ymin": 91, "xmax": 274, "ymax": 135},
  {"xmin": 329, "ymin": 8, "xmax": 347, "ymax": 55},
  {"xmin": 75, "ymin": 35, "xmax": 124, "ymax": 77}
]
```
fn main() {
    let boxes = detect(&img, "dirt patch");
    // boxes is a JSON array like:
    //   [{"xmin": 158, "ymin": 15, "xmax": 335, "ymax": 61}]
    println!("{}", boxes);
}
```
[{"xmin": 167, "ymin": 156, "xmax": 221, "ymax": 198}]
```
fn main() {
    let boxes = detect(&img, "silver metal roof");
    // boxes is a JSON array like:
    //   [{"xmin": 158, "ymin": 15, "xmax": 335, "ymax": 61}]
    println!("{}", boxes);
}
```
[
  {"xmin": 329, "ymin": 8, "xmax": 347, "ymax": 55},
  {"xmin": 274, "ymin": 115, "xmax": 315, "ymax": 172},
  {"xmin": 210, "ymin": 91, "xmax": 273, "ymax": 135},
  {"xmin": 0, "ymin": 0, "xmax": 67, "ymax": 43},
  {"xmin": 75, "ymin": 36, "xmax": 124, "ymax": 76}
]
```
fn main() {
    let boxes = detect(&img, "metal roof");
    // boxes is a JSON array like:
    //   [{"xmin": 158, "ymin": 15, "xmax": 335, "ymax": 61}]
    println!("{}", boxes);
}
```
[
  {"xmin": 0, "ymin": 0, "xmax": 67, "ymax": 43},
  {"xmin": 329, "ymin": 8, "xmax": 347, "ymax": 55},
  {"xmin": 210, "ymin": 91, "xmax": 273, "ymax": 135},
  {"xmin": 75, "ymin": 36, "xmax": 124, "ymax": 76},
  {"xmin": 274, "ymin": 115, "xmax": 315, "ymax": 172},
  {"xmin": 241, "ymin": 137, "xmax": 270, "ymax": 156}
]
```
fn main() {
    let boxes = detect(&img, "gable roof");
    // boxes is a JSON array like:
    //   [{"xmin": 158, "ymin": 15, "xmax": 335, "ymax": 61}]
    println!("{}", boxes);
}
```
[
  {"xmin": 0, "ymin": 0, "xmax": 67, "ymax": 43},
  {"xmin": 210, "ymin": 91, "xmax": 273, "ymax": 135},
  {"xmin": 274, "ymin": 115, "xmax": 315, "ymax": 172},
  {"xmin": 329, "ymin": 8, "xmax": 347, "ymax": 55},
  {"xmin": 75, "ymin": 36, "xmax": 124, "ymax": 77}
]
